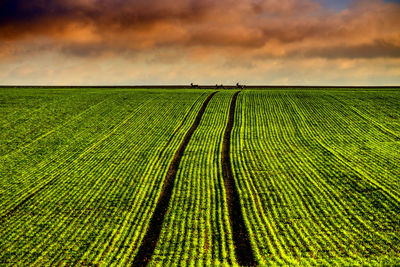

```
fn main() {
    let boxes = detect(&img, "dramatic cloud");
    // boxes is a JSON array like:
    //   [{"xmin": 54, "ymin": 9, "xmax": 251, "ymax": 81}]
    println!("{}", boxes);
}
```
[{"xmin": 0, "ymin": 0, "xmax": 399, "ymax": 84}]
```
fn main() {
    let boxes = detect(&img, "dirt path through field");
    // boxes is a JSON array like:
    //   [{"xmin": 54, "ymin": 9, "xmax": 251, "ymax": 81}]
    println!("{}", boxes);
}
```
[
  {"xmin": 132, "ymin": 91, "xmax": 218, "ymax": 266},
  {"xmin": 221, "ymin": 91, "xmax": 258, "ymax": 266}
]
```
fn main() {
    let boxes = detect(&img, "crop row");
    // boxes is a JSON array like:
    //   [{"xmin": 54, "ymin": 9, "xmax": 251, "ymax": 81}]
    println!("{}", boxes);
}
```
[
  {"xmin": 327, "ymin": 90, "xmax": 400, "ymax": 134},
  {"xmin": 151, "ymin": 91, "xmax": 237, "ymax": 265},
  {"xmin": 0, "ymin": 88, "xmax": 399, "ymax": 265},
  {"xmin": 231, "ymin": 90, "xmax": 400, "ymax": 265},
  {"xmin": 0, "ymin": 88, "xmax": 115, "ymax": 157},
  {"xmin": 0, "ymin": 89, "xmax": 208, "ymax": 265},
  {"xmin": 286, "ymin": 90, "xmax": 399, "ymax": 201}
]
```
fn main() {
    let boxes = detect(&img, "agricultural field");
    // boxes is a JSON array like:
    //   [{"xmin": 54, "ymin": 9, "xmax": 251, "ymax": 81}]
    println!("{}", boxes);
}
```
[{"xmin": 0, "ymin": 87, "xmax": 399, "ymax": 266}]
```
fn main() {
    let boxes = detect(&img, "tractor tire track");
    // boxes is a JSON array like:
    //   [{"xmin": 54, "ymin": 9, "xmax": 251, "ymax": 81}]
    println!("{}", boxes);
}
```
[
  {"xmin": 99, "ymin": 93, "xmax": 207, "ymax": 262},
  {"xmin": 221, "ymin": 91, "xmax": 258, "ymax": 266},
  {"xmin": 132, "ymin": 91, "xmax": 218, "ymax": 266}
]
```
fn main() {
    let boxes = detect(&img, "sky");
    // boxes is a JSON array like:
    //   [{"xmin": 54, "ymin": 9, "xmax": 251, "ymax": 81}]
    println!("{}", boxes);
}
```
[{"xmin": 0, "ymin": 0, "xmax": 399, "ymax": 85}]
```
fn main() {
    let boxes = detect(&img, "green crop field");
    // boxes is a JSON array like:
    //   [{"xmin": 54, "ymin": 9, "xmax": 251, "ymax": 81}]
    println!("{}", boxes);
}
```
[{"xmin": 0, "ymin": 87, "xmax": 399, "ymax": 266}]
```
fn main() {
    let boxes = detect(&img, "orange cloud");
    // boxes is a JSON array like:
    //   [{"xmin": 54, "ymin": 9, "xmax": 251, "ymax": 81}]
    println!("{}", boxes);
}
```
[{"xmin": 0, "ymin": 0, "xmax": 399, "ymax": 60}]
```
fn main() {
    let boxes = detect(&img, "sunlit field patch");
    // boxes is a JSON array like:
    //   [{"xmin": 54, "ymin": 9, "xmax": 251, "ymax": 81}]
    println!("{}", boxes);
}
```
[{"xmin": 0, "ymin": 87, "xmax": 399, "ymax": 265}]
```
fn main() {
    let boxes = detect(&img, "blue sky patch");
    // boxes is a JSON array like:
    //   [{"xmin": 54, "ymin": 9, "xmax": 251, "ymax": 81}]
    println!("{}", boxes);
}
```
[{"xmin": 319, "ymin": 0, "xmax": 400, "ymax": 11}]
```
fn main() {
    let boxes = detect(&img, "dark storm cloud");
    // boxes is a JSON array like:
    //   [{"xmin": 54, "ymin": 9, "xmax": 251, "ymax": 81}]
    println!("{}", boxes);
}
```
[
  {"xmin": 299, "ymin": 41, "xmax": 400, "ymax": 59},
  {"xmin": 0, "ymin": 0, "xmax": 212, "ymax": 28},
  {"xmin": 1, "ymin": 0, "xmax": 400, "ymax": 59},
  {"xmin": 0, "ymin": 0, "xmax": 198, "ymax": 40}
]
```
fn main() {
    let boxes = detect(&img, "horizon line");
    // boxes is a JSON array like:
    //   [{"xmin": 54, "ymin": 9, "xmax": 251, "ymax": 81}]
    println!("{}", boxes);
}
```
[{"xmin": 1, "ymin": 85, "xmax": 400, "ymax": 89}]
